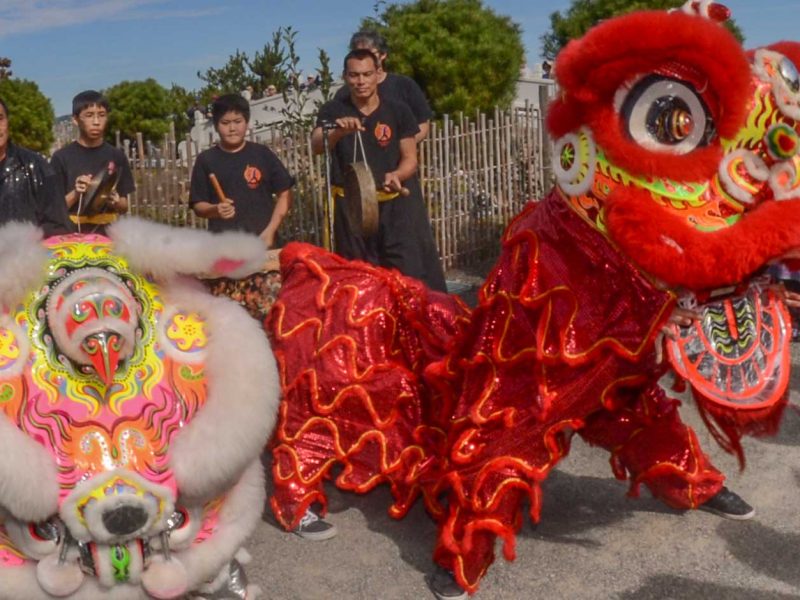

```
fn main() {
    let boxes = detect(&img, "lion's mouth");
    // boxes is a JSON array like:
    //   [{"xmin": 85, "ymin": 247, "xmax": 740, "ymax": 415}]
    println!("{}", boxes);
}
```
[
  {"xmin": 604, "ymin": 186, "xmax": 800, "ymax": 290},
  {"xmin": 11, "ymin": 506, "xmax": 195, "ymax": 598}
]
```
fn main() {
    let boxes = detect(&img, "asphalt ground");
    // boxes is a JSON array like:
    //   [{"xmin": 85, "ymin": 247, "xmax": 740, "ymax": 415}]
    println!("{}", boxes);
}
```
[{"xmin": 243, "ymin": 312, "xmax": 800, "ymax": 600}]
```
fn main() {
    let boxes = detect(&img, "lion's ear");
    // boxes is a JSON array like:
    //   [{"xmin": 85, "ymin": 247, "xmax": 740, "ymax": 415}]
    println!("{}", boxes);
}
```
[{"xmin": 107, "ymin": 217, "xmax": 266, "ymax": 280}]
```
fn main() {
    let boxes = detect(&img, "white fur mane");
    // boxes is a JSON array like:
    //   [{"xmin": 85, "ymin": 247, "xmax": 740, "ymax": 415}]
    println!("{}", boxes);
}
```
[
  {"xmin": 0, "ymin": 222, "xmax": 49, "ymax": 310},
  {"xmin": 108, "ymin": 217, "xmax": 267, "ymax": 280}
]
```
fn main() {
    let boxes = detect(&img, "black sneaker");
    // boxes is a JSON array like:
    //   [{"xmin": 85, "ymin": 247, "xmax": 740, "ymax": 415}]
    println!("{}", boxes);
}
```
[
  {"xmin": 292, "ymin": 508, "xmax": 338, "ymax": 541},
  {"xmin": 699, "ymin": 486, "xmax": 755, "ymax": 520},
  {"xmin": 428, "ymin": 566, "xmax": 467, "ymax": 600}
]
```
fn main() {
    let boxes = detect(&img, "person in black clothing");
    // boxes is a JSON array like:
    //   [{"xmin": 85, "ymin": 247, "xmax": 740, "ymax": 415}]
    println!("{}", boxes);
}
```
[
  {"xmin": 335, "ymin": 30, "xmax": 432, "ymax": 143},
  {"xmin": 50, "ymin": 90, "xmax": 135, "ymax": 235},
  {"xmin": 314, "ymin": 49, "xmax": 446, "ymax": 292},
  {"xmin": 0, "ymin": 97, "xmax": 74, "ymax": 236},
  {"xmin": 189, "ymin": 94, "xmax": 294, "ymax": 248}
]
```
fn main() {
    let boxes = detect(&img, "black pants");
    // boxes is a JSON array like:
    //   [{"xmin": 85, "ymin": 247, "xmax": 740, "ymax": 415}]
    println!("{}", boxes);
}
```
[{"xmin": 333, "ymin": 187, "xmax": 447, "ymax": 292}]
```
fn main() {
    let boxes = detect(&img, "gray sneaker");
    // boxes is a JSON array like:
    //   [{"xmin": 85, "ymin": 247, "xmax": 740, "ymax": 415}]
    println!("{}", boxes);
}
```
[
  {"xmin": 699, "ymin": 486, "xmax": 755, "ymax": 520},
  {"xmin": 428, "ymin": 566, "xmax": 467, "ymax": 600},
  {"xmin": 292, "ymin": 508, "xmax": 338, "ymax": 541}
]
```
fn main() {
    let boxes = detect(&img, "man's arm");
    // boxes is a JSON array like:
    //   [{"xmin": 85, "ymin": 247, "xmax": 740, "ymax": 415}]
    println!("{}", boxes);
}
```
[
  {"xmin": 383, "ymin": 137, "xmax": 418, "ymax": 192},
  {"xmin": 310, "ymin": 116, "xmax": 364, "ymax": 155},
  {"xmin": 259, "ymin": 188, "xmax": 293, "ymax": 248},
  {"xmin": 415, "ymin": 121, "xmax": 430, "ymax": 144},
  {"xmin": 401, "ymin": 75, "xmax": 433, "ymax": 143}
]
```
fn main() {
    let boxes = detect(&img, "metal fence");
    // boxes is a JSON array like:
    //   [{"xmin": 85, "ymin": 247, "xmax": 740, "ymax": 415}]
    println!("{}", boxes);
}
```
[{"xmin": 122, "ymin": 105, "xmax": 551, "ymax": 272}]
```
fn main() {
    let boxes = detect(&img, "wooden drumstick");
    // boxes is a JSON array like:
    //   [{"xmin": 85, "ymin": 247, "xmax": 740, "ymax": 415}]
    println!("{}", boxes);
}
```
[{"xmin": 209, "ymin": 173, "xmax": 231, "ymax": 204}]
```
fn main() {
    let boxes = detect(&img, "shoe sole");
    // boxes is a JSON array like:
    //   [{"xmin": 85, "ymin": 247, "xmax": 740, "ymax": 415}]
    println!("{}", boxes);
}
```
[
  {"xmin": 292, "ymin": 524, "xmax": 339, "ymax": 541},
  {"xmin": 431, "ymin": 592, "xmax": 467, "ymax": 600},
  {"xmin": 430, "ymin": 585, "xmax": 468, "ymax": 600},
  {"xmin": 427, "ymin": 575, "xmax": 468, "ymax": 600},
  {"xmin": 431, "ymin": 590, "xmax": 469, "ymax": 600},
  {"xmin": 699, "ymin": 505, "xmax": 756, "ymax": 521}
]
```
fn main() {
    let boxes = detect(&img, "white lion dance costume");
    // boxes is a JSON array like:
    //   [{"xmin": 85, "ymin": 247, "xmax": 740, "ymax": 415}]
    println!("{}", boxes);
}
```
[{"xmin": 0, "ymin": 219, "xmax": 279, "ymax": 599}]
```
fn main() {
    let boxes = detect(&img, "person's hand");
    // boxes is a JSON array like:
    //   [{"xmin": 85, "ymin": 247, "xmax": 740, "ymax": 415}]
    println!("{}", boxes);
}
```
[
  {"xmin": 75, "ymin": 174, "xmax": 92, "ymax": 195},
  {"xmin": 781, "ymin": 247, "xmax": 800, "ymax": 261},
  {"xmin": 217, "ymin": 201, "xmax": 235, "ymax": 219},
  {"xmin": 383, "ymin": 171, "xmax": 402, "ymax": 193},
  {"xmin": 785, "ymin": 289, "xmax": 800, "ymax": 308},
  {"xmin": 661, "ymin": 306, "xmax": 701, "ymax": 340},
  {"xmin": 335, "ymin": 117, "xmax": 364, "ymax": 132},
  {"xmin": 107, "ymin": 190, "xmax": 121, "ymax": 212},
  {"xmin": 260, "ymin": 228, "xmax": 276, "ymax": 249},
  {"xmin": 772, "ymin": 282, "xmax": 800, "ymax": 308}
]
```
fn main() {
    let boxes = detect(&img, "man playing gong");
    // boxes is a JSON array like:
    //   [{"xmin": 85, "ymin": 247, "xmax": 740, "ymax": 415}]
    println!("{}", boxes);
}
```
[{"xmin": 311, "ymin": 48, "xmax": 446, "ymax": 291}]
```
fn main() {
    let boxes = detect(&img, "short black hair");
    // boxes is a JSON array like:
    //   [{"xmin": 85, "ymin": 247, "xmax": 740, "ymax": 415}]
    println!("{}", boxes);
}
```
[
  {"xmin": 343, "ymin": 49, "xmax": 380, "ymax": 73},
  {"xmin": 349, "ymin": 30, "xmax": 388, "ymax": 55},
  {"xmin": 72, "ymin": 90, "xmax": 109, "ymax": 117},
  {"xmin": 0, "ymin": 97, "xmax": 7, "ymax": 116},
  {"xmin": 211, "ymin": 93, "xmax": 250, "ymax": 126}
]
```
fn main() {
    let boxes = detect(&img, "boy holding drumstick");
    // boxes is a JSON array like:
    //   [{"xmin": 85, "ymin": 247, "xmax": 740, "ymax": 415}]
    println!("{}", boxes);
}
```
[{"xmin": 189, "ymin": 93, "xmax": 294, "ymax": 249}]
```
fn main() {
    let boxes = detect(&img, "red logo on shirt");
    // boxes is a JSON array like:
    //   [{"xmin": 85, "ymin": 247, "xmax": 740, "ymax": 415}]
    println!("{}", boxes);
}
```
[
  {"xmin": 374, "ymin": 122, "xmax": 392, "ymax": 147},
  {"xmin": 244, "ymin": 164, "xmax": 262, "ymax": 189}
]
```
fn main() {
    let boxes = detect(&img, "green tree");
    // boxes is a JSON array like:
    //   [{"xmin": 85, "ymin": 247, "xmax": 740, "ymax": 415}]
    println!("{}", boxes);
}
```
[
  {"xmin": 0, "ymin": 77, "xmax": 54, "ymax": 153},
  {"xmin": 197, "ymin": 50, "xmax": 255, "ymax": 99},
  {"xmin": 104, "ymin": 78, "xmax": 172, "ymax": 143},
  {"xmin": 540, "ymin": 0, "xmax": 744, "ymax": 61},
  {"xmin": 247, "ymin": 32, "xmax": 290, "ymax": 96},
  {"xmin": 279, "ymin": 27, "xmax": 336, "ymax": 129},
  {"xmin": 363, "ymin": 0, "xmax": 524, "ymax": 115},
  {"xmin": 167, "ymin": 83, "xmax": 196, "ymax": 139}
]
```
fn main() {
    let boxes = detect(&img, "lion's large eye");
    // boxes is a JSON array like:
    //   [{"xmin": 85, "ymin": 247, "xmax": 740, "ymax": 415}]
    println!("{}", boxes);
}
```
[
  {"xmin": 779, "ymin": 57, "xmax": 800, "ymax": 93},
  {"xmin": 619, "ymin": 75, "xmax": 716, "ymax": 154}
]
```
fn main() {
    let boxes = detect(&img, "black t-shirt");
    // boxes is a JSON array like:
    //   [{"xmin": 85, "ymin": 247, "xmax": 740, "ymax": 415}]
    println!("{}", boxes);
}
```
[
  {"xmin": 50, "ymin": 141, "xmax": 136, "ymax": 215},
  {"xmin": 335, "ymin": 73, "xmax": 433, "ymax": 125},
  {"xmin": 317, "ymin": 97, "xmax": 419, "ymax": 187},
  {"xmin": 189, "ymin": 141, "xmax": 295, "ymax": 235}
]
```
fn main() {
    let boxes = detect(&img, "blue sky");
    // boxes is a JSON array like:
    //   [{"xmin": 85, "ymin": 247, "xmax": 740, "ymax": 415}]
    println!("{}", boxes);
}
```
[{"xmin": 1, "ymin": 0, "xmax": 798, "ymax": 117}]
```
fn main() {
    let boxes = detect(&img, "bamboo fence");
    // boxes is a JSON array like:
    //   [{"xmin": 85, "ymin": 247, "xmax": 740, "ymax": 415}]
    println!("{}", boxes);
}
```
[{"xmin": 122, "ymin": 105, "xmax": 551, "ymax": 273}]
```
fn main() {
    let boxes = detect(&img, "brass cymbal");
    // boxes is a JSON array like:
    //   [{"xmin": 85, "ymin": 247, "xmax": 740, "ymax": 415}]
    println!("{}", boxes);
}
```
[{"xmin": 82, "ymin": 165, "xmax": 121, "ymax": 215}]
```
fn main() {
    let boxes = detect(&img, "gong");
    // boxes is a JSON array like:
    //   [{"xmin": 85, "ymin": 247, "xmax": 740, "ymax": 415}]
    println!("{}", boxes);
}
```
[
  {"xmin": 343, "ymin": 162, "xmax": 379, "ymax": 237},
  {"xmin": 82, "ymin": 166, "xmax": 121, "ymax": 215}
]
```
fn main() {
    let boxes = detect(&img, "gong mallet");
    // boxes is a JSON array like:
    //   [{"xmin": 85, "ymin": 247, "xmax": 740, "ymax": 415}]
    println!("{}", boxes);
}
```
[{"xmin": 384, "ymin": 184, "xmax": 411, "ymax": 197}]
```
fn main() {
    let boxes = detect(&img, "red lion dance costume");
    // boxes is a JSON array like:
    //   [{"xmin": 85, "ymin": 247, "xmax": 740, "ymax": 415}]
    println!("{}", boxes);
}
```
[{"xmin": 268, "ymin": 2, "xmax": 800, "ymax": 595}]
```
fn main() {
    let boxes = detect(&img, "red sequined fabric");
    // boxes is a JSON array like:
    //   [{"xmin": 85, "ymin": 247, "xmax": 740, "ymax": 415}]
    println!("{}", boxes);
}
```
[
  {"xmin": 266, "ymin": 193, "xmax": 728, "ymax": 593},
  {"xmin": 266, "ymin": 242, "xmax": 469, "ymax": 530},
  {"xmin": 426, "ymin": 192, "xmax": 724, "ymax": 592}
]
